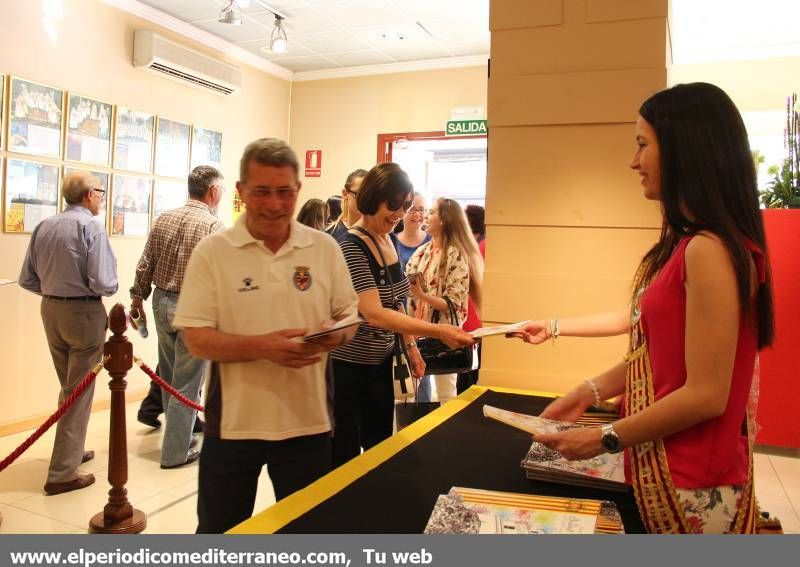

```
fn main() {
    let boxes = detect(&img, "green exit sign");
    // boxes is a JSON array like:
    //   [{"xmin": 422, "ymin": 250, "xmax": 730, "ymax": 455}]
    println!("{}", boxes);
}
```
[{"xmin": 445, "ymin": 119, "xmax": 487, "ymax": 136}]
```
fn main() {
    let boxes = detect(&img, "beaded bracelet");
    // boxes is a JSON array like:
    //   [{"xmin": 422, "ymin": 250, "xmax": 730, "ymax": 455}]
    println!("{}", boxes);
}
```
[{"xmin": 584, "ymin": 378, "xmax": 602, "ymax": 407}]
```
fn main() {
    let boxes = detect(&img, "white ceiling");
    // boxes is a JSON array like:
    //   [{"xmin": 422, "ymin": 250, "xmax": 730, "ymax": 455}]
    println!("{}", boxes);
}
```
[
  {"xmin": 136, "ymin": 0, "xmax": 490, "ymax": 75},
  {"xmin": 671, "ymin": 0, "xmax": 800, "ymax": 64}
]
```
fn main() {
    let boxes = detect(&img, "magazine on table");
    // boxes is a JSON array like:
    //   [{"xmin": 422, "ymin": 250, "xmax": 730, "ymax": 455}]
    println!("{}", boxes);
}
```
[
  {"xmin": 483, "ymin": 405, "xmax": 627, "ymax": 492},
  {"xmin": 424, "ymin": 487, "xmax": 603, "ymax": 534}
]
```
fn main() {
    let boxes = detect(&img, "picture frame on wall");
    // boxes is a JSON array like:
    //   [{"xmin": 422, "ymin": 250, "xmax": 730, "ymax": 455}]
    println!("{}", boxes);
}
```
[
  {"xmin": 153, "ymin": 179, "xmax": 188, "ymax": 221},
  {"xmin": 190, "ymin": 126, "xmax": 222, "ymax": 170},
  {"xmin": 7, "ymin": 77, "xmax": 64, "ymax": 158},
  {"xmin": 65, "ymin": 93, "xmax": 113, "ymax": 166},
  {"xmin": 64, "ymin": 167, "xmax": 110, "ymax": 230},
  {"xmin": 0, "ymin": 74, "xmax": 5, "ymax": 150},
  {"xmin": 155, "ymin": 117, "xmax": 191, "ymax": 178},
  {"xmin": 111, "ymin": 174, "xmax": 151, "ymax": 237},
  {"xmin": 114, "ymin": 107, "xmax": 155, "ymax": 173},
  {"xmin": 3, "ymin": 158, "xmax": 60, "ymax": 233}
]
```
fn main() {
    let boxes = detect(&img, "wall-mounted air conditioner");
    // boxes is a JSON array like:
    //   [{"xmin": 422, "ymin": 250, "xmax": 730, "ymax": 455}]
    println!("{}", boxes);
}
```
[{"xmin": 133, "ymin": 30, "xmax": 242, "ymax": 96}]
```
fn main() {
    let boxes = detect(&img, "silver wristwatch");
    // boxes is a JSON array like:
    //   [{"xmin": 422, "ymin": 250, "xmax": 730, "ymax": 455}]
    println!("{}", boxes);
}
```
[{"xmin": 600, "ymin": 423, "xmax": 623, "ymax": 454}]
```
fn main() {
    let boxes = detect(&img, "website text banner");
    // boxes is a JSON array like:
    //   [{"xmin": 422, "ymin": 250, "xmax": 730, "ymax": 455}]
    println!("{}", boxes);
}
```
[{"xmin": 1, "ymin": 535, "xmax": 798, "ymax": 567}]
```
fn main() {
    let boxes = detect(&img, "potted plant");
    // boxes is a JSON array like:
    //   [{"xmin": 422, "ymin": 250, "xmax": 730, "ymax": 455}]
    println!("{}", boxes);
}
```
[{"xmin": 760, "ymin": 93, "xmax": 800, "ymax": 209}]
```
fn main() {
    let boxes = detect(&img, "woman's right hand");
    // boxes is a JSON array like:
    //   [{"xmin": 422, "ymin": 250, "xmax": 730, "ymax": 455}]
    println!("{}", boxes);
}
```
[
  {"xmin": 506, "ymin": 319, "xmax": 549, "ymax": 344},
  {"xmin": 539, "ymin": 384, "xmax": 594, "ymax": 423},
  {"xmin": 436, "ymin": 325, "xmax": 475, "ymax": 348}
]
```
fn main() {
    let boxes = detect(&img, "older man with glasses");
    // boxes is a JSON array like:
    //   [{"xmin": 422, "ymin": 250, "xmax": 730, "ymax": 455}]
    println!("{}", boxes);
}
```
[
  {"xmin": 172, "ymin": 138, "xmax": 360, "ymax": 533},
  {"xmin": 19, "ymin": 171, "xmax": 118, "ymax": 495}
]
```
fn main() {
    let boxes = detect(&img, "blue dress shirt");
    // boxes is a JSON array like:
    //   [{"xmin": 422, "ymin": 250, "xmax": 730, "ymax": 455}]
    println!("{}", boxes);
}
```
[{"xmin": 19, "ymin": 205, "xmax": 118, "ymax": 297}]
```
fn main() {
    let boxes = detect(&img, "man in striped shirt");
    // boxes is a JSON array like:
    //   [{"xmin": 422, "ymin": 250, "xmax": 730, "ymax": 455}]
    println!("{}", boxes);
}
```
[{"xmin": 130, "ymin": 166, "xmax": 225, "ymax": 468}]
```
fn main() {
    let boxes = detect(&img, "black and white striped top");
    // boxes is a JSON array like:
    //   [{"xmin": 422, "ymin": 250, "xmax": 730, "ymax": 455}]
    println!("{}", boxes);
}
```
[{"xmin": 331, "ymin": 233, "xmax": 410, "ymax": 365}]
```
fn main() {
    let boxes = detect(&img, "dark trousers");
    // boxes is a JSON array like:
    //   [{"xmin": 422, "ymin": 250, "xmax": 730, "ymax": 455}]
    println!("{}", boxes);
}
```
[
  {"xmin": 197, "ymin": 433, "xmax": 332, "ymax": 534},
  {"xmin": 331, "ymin": 356, "xmax": 394, "ymax": 468}
]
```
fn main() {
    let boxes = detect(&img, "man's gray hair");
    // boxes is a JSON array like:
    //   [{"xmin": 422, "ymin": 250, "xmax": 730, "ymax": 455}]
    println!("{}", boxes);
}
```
[
  {"xmin": 62, "ymin": 171, "xmax": 96, "ymax": 205},
  {"xmin": 239, "ymin": 138, "xmax": 299, "ymax": 182},
  {"xmin": 188, "ymin": 165, "xmax": 223, "ymax": 199}
]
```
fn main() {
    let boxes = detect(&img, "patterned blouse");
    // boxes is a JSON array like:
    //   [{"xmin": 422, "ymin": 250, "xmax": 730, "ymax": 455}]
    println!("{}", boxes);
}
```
[{"xmin": 406, "ymin": 241, "xmax": 469, "ymax": 326}]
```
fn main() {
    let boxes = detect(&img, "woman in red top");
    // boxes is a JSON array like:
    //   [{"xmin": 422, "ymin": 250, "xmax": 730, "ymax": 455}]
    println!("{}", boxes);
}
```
[{"xmin": 509, "ymin": 83, "xmax": 775, "ymax": 533}]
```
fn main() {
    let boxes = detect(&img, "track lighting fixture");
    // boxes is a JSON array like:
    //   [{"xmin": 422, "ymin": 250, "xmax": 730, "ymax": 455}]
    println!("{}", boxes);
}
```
[{"xmin": 219, "ymin": 1, "xmax": 243, "ymax": 25}]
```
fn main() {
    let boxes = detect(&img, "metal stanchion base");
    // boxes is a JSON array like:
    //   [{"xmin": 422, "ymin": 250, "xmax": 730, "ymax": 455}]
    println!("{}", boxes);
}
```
[{"xmin": 89, "ymin": 510, "xmax": 146, "ymax": 534}]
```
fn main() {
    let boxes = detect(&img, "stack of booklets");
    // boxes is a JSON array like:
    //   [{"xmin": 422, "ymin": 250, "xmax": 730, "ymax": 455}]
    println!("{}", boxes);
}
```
[
  {"xmin": 483, "ymin": 405, "xmax": 627, "ymax": 492},
  {"xmin": 424, "ymin": 487, "xmax": 624, "ymax": 534}
]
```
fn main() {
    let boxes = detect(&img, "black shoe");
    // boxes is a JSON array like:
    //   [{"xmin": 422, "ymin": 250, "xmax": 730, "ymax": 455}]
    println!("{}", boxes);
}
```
[
  {"xmin": 192, "ymin": 418, "xmax": 204, "ymax": 433},
  {"xmin": 160, "ymin": 449, "xmax": 200, "ymax": 469},
  {"xmin": 137, "ymin": 413, "xmax": 161, "ymax": 429}
]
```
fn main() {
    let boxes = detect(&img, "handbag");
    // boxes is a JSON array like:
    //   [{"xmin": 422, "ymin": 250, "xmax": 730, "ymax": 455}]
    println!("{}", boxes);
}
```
[
  {"xmin": 351, "ymin": 226, "xmax": 416, "ymax": 401},
  {"xmin": 416, "ymin": 297, "xmax": 477, "ymax": 375}
]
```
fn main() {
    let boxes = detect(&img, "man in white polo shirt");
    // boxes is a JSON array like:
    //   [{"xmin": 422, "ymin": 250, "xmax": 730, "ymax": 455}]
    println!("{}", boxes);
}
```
[{"xmin": 173, "ymin": 138, "xmax": 359, "ymax": 534}]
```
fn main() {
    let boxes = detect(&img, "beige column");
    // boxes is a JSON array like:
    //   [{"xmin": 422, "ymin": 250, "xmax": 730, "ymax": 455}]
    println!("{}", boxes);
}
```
[{"xmin": 481, "ymin": 0, "xmax": 669, "ymax": 393}]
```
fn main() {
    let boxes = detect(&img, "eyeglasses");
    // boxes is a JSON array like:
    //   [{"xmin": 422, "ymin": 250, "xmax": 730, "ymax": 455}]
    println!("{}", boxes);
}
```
[
  {"xmin": 345, "ymin": 188, "xmax": 358, "ymax": 196},
  {"xmin": 246, "ymin": 187, "xmax": 298, "ymax": 201},
  {"xmin": 93, "ymin": 188, "xmax": 106, "ymax": 196},
  {"xmin": 407, "ymin": 207, "xmax": 426, "ymax": 215},
  {"xmin": 387, "ymin": 197, "xmax": 414, "ymax": 212}
]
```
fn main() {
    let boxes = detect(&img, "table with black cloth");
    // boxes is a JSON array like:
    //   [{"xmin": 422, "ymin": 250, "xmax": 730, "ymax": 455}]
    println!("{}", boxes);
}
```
[{"xmin": 230, "ymin": 386, "xmax": 645, "ymax": 534}]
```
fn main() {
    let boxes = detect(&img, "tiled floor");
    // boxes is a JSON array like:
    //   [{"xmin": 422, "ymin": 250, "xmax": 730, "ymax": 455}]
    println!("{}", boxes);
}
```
[
  {"xmin": 0, "ymin": 401, "xmax": 798, "ymax": 533},
  {"xmin": 0, "ymin": 402, "xmax": 276, "ymax": 534}
]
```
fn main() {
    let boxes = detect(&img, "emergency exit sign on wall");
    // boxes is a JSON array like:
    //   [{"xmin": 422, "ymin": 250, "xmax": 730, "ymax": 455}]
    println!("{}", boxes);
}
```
[{"xmin": 445, "ymin": 119, "xmax": 487, "ymax": 136}]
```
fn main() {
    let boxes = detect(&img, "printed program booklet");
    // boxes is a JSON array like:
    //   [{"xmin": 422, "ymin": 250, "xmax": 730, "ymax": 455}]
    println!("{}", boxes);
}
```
[
  {"xmin": 302, "ymin": 313, "xmax": 364, "ymax": 341},
  {"xmin": 483, "ymin": 405, "xmax": 627, "ymax": 492}
]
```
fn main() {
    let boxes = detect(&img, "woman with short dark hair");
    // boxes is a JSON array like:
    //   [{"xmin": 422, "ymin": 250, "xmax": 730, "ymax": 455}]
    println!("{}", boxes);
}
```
[
  {"xmin": 330, "ymin": 163, "xmax": 474, "ymax": 467},
  {"xmin": 509, "ymin": 83, "xmax": 774, "ymax": 533}
]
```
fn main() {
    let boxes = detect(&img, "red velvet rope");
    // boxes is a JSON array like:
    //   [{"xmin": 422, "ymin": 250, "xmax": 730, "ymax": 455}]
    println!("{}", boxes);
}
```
[
  {"xmin": 0, "ymin": 366, "xmax": 100, "ymax": 473},
  {"xmin": 134, "ymin": 358, "xmax": 204, "ymax": 412}
]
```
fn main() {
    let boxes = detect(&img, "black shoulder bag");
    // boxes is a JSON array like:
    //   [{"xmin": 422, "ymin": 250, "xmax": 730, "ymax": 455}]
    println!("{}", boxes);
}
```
[
  {"xmin": 351, "ymin": 227, "xmax": 415, "ymax": 401},
  {"xmin": 416, "ymin": 297, "xmax": 477, "ymax": 375}
]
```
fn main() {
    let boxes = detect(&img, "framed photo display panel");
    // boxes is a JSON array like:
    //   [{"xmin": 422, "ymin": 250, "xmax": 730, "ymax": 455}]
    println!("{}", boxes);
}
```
[
  {"xmin": 190, "ymin": 127, "xmax": 222, "ymax": 170},
  {"xmin": 0, "ymin": 74, "xmax": 5, "ymax": 149},
  {"xmin": 111, "ymin": 174, "xmax": 151, "ymax": 237},
  {"xmin": 114, "ymin": 107, "xmax": 155, "ymax": 173},
  {"xmin": 153, "ymin": 179, "xmax": 188, "ymax": 221},
  {"xmin": 66, "ymin": 94, "xmax": 113, "ymax": 166},
  {"xmin": 8, "ymin": 77, "xmax": 64, "ymax": 158},
  {"xmin": 155, "ymin": 117, "xmax": 191, "ymax": 177},
  {"xmin": 64, "ymin": 167, "xmax": 110, "ymax": 230},
  {"xmin": 4, "ymin": 159, "xmax": 60, "ymax": 233}
]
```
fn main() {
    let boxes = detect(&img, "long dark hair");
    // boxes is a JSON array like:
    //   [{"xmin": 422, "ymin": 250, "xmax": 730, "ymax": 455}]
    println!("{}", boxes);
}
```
[{"xmin": 635, "ymin": 82, "xmax": 774, "ymax": 348}]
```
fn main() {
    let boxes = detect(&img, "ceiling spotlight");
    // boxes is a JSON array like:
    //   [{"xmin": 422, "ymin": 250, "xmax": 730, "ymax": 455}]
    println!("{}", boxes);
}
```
[
  {"xmin": 269, "ymin": 15, "xmax": 288, "ymax": 53},
  {"xmin": 219, "ymin": 1, "xmax": 243, "ymax": 25}
]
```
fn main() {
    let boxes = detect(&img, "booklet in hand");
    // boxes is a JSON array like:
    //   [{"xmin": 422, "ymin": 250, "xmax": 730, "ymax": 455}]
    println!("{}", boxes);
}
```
[
  {"xmin": 303, "ymin": 314, "xmax": 364, "ymax": 342},
  {"xmin": 469, "ymin": 320, "xmax": 532, "ymax": 339}
]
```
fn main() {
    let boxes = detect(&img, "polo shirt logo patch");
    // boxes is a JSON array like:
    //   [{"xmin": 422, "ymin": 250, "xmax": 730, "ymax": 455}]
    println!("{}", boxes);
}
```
[
  {"xmin": 238, "ymin": 277, "xmax": 260, "ymax": 292},
  {"xmin": 293, "ymin": 266, "xmax": 312, "ymax": 291}
]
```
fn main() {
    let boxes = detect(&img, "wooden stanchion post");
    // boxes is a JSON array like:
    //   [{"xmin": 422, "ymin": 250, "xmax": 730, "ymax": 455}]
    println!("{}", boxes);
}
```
[{"xmin": 89, "ymin": 304, "xmax": 146, "ymax": 534}]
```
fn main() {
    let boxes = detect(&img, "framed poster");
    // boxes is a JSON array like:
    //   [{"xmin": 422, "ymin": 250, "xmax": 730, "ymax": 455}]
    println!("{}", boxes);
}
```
[
  {"xmin": 114, "ymin": 107, "xmax": 155, "ymax": 173},
  {"xmin": 155, "ymin": 117, "xmax": 191, "ymax": 178},
  {"xmin": 0, "ymin": 74, "xmax": 5, "ymax": 150},
  {"xmin": 65, "ymin": 93, "xmax": 113, "ymax": 166},
  {"xmin": 190, "ymin": 127, "xmax": 222, "ymax": 170},
  {"xmin": 111, "ymin": 174, "xmax": 151, "ymax": 237},
  {"xmin": 64, "ymin": 167, "xmax": 110, "ymax": 230},
  {"xmin": 8, "ymin": 77, "xmax": 64, "ymax": 158},
  {"xmin": 153, "ymin": 179, "xmax": 188, "ymax": 221},
  {"xmin": 3, "ymin": 159, "xmax": 60, "ymax": 233}
]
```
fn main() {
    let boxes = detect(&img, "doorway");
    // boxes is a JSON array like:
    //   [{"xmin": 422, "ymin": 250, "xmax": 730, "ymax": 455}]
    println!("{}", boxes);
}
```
[{"xmin": 377, "ymin": 131, "xmax": 487, "ymax": 208}]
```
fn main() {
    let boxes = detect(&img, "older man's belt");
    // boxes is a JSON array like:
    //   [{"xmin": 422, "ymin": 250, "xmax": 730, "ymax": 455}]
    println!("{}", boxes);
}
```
[{"xmin": 43, "ymin": 295, "xmax": 101, "ymax": 301}]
